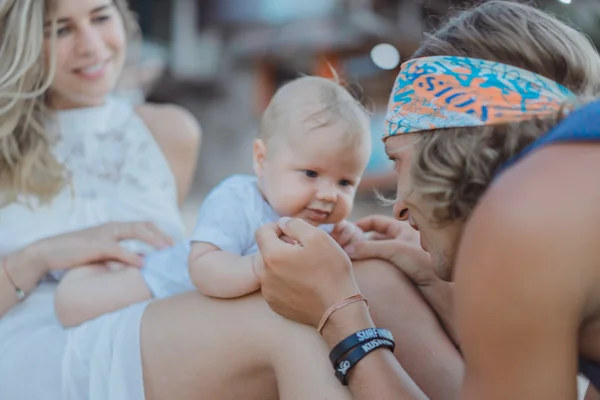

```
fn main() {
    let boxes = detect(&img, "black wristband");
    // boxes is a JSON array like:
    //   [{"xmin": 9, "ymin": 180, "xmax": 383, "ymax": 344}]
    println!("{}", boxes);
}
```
[
  {"xmin": 329, "ymin": 328, "xmax": 394, "ymax": 365},
  {"xmin": 334, "ymin": 338, "xmax": 395, "ymax": 385}
]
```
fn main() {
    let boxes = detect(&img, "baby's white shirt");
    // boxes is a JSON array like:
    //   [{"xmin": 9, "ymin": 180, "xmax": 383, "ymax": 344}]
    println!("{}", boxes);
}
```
[
  {"xmin": 141, "ymin": 174, "xmax": 334, "ymax": 298},
  {"xmin": 190, "ymin": 174, "xmax": 333, "ymax": 254}
]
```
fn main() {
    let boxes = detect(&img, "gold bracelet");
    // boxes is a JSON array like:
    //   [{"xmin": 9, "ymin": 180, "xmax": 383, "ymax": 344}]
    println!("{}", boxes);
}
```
[
  {"xmin": 317, "ymin": 294, "xmax": 369, "ymax": 334},
  {"xmin": 2, "ymin": 258, "xmax": 25, "ymax": 301}
]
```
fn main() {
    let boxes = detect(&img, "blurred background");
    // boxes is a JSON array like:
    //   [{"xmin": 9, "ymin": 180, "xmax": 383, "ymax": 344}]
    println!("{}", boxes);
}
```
[{"xmin": 118, "ymin": 0, "xmax": 600, "ymax": 231}]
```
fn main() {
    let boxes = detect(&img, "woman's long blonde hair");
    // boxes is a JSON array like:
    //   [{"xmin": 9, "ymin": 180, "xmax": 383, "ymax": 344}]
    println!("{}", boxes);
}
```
[{"xmin": 0, "ymin": 0, "xmax": 139, "ymax": 206}]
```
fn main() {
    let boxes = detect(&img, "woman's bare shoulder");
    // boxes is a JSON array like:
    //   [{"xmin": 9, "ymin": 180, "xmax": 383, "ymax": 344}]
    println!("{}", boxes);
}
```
[
  {"xmin": 135, "ymin": 103, "xmax": 202, "ymax": 203},
  {"xmin": 135, "ymin": 103, "xmax": 202, "ymax": 148}
]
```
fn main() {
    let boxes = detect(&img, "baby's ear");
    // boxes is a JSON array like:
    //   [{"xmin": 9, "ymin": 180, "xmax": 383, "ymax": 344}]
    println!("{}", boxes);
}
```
[{"xmin": 253, "ymin": 139, "xmax": 267, "ymax": 176}]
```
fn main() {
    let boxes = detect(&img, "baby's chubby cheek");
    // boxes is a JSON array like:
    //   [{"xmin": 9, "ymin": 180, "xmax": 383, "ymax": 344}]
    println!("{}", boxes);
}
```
[{"xmin": 328, "ymin": 198, "xmax": 353, "ymax": 224}]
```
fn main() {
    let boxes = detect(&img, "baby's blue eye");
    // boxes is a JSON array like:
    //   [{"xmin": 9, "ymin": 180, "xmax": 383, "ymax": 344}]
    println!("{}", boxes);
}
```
[
  {"xmin": 304, "ymin": 170, "xmax": 318, "ymax": 178},
  {"xmin": 339, "ymin": 180, "xmax": 352, "ymax": 187}
]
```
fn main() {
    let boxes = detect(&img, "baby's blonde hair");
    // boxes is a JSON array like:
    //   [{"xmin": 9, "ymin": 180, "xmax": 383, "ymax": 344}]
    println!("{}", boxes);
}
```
[
  {"xmin": 0, "ymin": 0, "xmax": 139, "ymax": 206},
  {"xmin": 259, "ymin": 76, "xmax": 370, "ymax": 145}
]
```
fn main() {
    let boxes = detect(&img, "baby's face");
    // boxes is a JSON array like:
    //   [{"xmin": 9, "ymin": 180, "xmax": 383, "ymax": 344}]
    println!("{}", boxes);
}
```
[{"xmin": 256, "ymin": 121, "xmax": 371, "ymax": 226}]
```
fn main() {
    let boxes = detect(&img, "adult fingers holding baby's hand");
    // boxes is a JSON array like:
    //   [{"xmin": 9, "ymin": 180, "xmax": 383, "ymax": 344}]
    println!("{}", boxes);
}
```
[
  {"xmin": 331, "ymin": 220, "xmax": 365, "ymax": 250},
  {"xmin": 256, "ymin": 218, "xmax": 360, "ymax": 327},
  {"xmin": 356, "ymin": 215, "xmax": 419, "ymax": 244}
]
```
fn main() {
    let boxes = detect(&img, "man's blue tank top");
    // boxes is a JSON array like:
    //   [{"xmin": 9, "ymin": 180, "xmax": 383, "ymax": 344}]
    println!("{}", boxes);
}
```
[{"xmin": 497, "ymin": 99, "xmax": 600, "ymax": 388}]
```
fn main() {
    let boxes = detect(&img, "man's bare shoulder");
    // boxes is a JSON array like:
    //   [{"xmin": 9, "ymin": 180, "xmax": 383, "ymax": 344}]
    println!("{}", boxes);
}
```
[{"xmin": 455, "ymin": 141, "xmax": 600, "ymax": 299}]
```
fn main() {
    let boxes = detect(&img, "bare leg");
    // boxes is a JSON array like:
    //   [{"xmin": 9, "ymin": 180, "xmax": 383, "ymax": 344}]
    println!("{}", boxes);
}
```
[
  {"xmin": 141, "ymin": 291, "xmax": 351, "ymax": 400},
  {"xmin": 585, "ymin": 383, "xmax": 600, "ymax": 400},
  {"xmin": 141, "ymin": 260, "xmax": 461, "ymax": 399},
  {"xmin": 354, "ymin": 259, "xmax": 463, "ymax": 400}
]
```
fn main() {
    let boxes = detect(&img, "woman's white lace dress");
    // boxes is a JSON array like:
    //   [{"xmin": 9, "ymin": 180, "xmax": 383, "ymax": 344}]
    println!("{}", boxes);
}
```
[{"xmin": 0, "ymin": 97, "xmax": 186, "ymax": 400}]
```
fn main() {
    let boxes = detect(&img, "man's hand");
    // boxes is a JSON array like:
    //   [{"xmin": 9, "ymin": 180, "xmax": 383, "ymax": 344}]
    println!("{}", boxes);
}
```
[
  {"xmin": 255, "ymin": 218, "xmax": 361, "ymax": 327},
  {"xmin": 347, "ymin": 215, "xmax": 437, "ymax": 287}
]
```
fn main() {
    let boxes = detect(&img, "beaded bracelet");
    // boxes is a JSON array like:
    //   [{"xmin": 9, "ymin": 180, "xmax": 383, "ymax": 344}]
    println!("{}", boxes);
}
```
[
  {"xmin": 2, "ymin": 258, "xmax": 25, "ymax": 301},
  {"xmin": 334, "ymin": 337, "xmax": 395, "ymax": 385},
  {"xmin": 329, "ymin": 327, "xmax": 394, "ymax": 366}
]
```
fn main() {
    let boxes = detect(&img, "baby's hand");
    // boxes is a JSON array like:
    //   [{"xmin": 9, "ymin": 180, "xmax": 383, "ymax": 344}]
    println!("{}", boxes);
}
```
[
  {"xmin": 252, "ymin": 252, "xmax": 265, "ymax": 282},
  {"xmin": 331, "ymin": 220, "xmax": 365, "ymax": 252}
]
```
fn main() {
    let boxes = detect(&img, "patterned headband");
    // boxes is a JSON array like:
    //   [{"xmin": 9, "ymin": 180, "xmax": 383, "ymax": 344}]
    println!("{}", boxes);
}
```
[{"xmin": 383, "ymin": 56, "xmax": 575, "ymax": 139}]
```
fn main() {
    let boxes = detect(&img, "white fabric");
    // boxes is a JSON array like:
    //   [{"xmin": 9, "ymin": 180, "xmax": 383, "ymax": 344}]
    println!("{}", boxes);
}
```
[
  {"xmin": 191, "ymin": 175, "xmax": 280, "ymax": 256},
  {"xmin": 140, "ymin": 241, "xmax": 195, "ymax": 299},
  {"xmin": 190, "ymin": 175, "xmax": 333, "ymax": 255},
  {"xmin": 141, "ymin": 173, "xmax": 337, "ymax": 300},
  {"xmin": 140, "ymin": 175, "xmax": 280, "ymax": 299},
  {"xmin": 0, "ymin": 97, "xmax": 185, "ymax": 400},
  {"xmin": 141, "ymin": 175, "xmax": 284, "ymax": 299}
]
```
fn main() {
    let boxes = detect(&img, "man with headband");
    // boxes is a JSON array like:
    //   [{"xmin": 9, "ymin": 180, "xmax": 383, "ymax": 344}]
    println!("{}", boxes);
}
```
[{"xmin": 253, "ymin": 1, "xmax": 600, "ymax": 399}]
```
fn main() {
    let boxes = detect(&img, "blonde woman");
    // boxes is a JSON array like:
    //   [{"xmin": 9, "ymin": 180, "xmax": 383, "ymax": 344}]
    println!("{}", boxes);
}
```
[{"xmin": 0, "ymin": 1, "xmax": 461, "ymax": 399}]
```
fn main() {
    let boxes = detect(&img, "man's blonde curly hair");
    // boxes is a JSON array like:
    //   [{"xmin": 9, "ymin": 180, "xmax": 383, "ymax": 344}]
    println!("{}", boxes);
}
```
[{"xmin": 404, "ymin": 0, "xmax": 600, "ymax": 226}]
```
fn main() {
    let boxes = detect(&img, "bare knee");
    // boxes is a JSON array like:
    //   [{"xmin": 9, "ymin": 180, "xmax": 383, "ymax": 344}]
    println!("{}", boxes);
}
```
[
  {"xmin": 354, "ymin": 259, "xmax": 432, "ymax": 323},
  {"xmin": 353, "ymin": 259, "xmax": 463, "ymax": 400}
]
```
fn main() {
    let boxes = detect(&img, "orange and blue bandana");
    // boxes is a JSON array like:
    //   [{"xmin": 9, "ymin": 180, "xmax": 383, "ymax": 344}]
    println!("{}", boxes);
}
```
[{"xmin": 383, "ymin": 56, "xmax": 575, "ymax": 139}]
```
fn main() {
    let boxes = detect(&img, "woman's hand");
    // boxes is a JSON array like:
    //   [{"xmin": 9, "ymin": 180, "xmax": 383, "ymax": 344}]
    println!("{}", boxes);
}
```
[
  {"xmin": 34, "ymin": 221, "xmax": 173, "ymax": 273},
  {"xmin": 255, "ymin": 217, "xmax": 361, "ymax": 327},
  {"xmin": 346, "ymin": 215, "xmax": 437, "ymax": 287}
]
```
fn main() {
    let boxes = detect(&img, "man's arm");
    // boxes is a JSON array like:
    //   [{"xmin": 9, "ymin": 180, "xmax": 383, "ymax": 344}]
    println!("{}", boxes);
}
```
[
  {"xmin": 453, "ymin": 149, "xmax": 598, "ymax": 399},
  {"xmin": 256, "ymin": 218, "xmax": 429, "ymax": 399},
  {"xmin": 320, "ymin": 301, "xmax": 429, "ymax": 400}
]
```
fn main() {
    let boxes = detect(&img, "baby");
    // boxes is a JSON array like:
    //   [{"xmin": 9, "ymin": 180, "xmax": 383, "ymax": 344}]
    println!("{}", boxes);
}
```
[
  {"xmin": 188, "ymin": 76, "xmax": 372, "ymax": 298},
  {"xmin": 53, "ymin": 76, "xmax": 371, "ymax": 326}
]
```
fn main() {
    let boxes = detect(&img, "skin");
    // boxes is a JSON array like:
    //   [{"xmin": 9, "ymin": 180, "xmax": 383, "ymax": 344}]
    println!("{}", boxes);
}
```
[
  {"xmin": 45, "ymin": 0, "xmax": 201, "ymax": 203},
  {"xmin": 254, "ymin": 115, "xmax": 370, "ymax": 227},
  {"xmin": 384, "ymin": 135, "xmax": 464, "ymax": 282},
  {"xmin": 189, "ymin": 105, "xmax": 370, "ymax": 300},
  {"xmin": 45, "ymin": 0, "xmax": 127, "ymax": 110},
  {"xmin": 135, "ymin": 103, "xmax": 201, "ymax": 205},
  {"xmin": 586, "ymin": 386, "xmax": 600, "ymax": 400},
  {"xmin": 3, "ymin": 1, "xmax": 462, "ymax": 398},
  {"xmin": 35, "ymin": 1, "xmax": 600, "ymax": 398},
  {"xmin": 254, "ymin": 135, "xmax": 600, "ymax": 398},
  {"xmin": 2, "ymin": 229, "xmax": 459, "ymax": 399},
  {"xmin": 47, "ymin": 0, "xmax": 199, "ymax": 326}
]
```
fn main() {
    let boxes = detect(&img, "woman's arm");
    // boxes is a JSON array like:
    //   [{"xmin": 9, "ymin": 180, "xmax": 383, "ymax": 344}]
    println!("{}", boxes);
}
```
[
  {"xmin": 55, "ymin": 265, "xmax": 152, "ymax": 327},
  {"xmin": 188, "ymin": 242, "xmax": 261, "ymax": 298},
  {"xmin": 0, "ymin": 245, "xmax": 46, "ymax": 317},
  {"xmin": 1, "ymin": 222, "xmax": 171, "ymax": 320}
]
